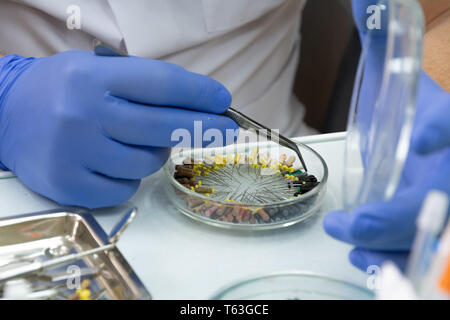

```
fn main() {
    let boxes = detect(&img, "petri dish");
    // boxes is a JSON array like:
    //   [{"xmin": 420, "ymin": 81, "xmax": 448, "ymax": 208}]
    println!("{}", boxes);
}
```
[
  {"xmin": 164, "ymin": 140, "xmax": 328, "ymax": 230},
  {"xmin": 211, "ymin": 272, "xmax": 374, "ymax": 300},
  {"xmin": 343, "ymin": 0, "xmax": 424, "ymax": 210}
]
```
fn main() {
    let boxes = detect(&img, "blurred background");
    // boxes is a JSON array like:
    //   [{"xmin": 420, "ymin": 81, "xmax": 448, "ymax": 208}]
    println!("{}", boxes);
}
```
[{"xmin": 294, "ymin": 0, "xmax": 361, "ymax": 133}]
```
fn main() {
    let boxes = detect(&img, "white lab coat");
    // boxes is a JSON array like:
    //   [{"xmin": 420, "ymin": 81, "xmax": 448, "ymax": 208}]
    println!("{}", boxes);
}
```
[{"xmin": 0, "ymin": 0, "xmax": 316, "ymax": 137}]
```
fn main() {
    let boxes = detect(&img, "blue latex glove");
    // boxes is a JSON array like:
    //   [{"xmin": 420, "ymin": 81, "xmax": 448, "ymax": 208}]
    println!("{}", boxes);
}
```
[
  {"xmin": 0, "ymin": 50, "xmax": 238, "ymax": 208},
  {"xmin": 324, "ymin": 73, "xmax": 450, "ymax": 272},
  {"xmin": 323, "ymin": 1, "xmax": 450, "ymax": 271}
]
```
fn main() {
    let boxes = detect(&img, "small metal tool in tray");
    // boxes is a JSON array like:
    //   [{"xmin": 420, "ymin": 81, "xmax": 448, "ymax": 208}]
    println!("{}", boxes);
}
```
[{"xmin": 0, "ymin": 208, "xmax": 151, "ymax": 300}]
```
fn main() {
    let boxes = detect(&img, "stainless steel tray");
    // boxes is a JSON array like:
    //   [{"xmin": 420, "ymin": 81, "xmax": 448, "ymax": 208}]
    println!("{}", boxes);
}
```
[{"xmin": 0, "ymin": 209, "xmax": 151, "ymax": 300}]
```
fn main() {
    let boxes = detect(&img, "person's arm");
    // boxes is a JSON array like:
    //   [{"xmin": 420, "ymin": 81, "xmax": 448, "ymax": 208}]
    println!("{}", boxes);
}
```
[{"xmin": 419, "ymin": 0, "xmax": 450, "ymax": 91}]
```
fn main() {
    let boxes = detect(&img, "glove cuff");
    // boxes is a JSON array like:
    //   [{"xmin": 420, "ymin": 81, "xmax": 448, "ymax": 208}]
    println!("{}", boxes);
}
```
[{"xmin": 0, "ymin": 55, "xmax": 36, "ymax": 112}]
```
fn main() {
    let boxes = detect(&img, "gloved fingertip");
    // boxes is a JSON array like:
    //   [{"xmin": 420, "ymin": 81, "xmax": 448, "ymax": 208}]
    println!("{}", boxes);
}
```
[
  {"xmin": 154, "ymin": 146, "xmax": 171, "ymax": 164},
  {"xmin": 411, "ymin": 126, "xmax": 440, "ymax": 155},
  {"xmin": 323, "ymin": 210, "xmax": 352, "ymax": 240},
  {"xmin": 213, "ymin": 85, "xmax": 232, "ymax": 114},
  {"xmin": 226, "ymin": 116, "xmax": 239, "ymax": 131},
  {"xmin": 349, "ymin": 248, "xmax": 370, "ymax": 271},
  {"xmin": 222, "ymin": 117, "xmax": 239, "ymax": 146},
  {"xmin": 349, "ymin": 213, "xmax": 382, "ymax": 242}
]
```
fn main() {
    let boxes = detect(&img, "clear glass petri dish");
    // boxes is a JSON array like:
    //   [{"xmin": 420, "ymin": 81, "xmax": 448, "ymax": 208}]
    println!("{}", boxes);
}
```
[
  {"xmin": 164, "ymin": 140, "xmax": 328, "ymax": 231},
  {"xmin": 211, "ymin": 272, "xmax": 374, "ymax": 300},
  {"xmin": 343, "ymin": 0, "xmax": 424, "ymax": 210}
]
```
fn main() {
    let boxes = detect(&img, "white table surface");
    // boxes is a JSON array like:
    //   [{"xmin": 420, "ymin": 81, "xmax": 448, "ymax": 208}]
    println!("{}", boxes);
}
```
[{"xmin": 0, "ymin": 132, "xmax": 369, "ymax": 299}]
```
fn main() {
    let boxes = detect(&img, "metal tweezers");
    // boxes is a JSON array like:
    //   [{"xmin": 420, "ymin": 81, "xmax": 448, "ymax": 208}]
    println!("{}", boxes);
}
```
[
  {"xmin": 224, "ymin": 108, "xmax": 308, "ymax": 171},
  {"xmin": 94, "ymin": 44, "xmax": 308, "ymax": 171}
]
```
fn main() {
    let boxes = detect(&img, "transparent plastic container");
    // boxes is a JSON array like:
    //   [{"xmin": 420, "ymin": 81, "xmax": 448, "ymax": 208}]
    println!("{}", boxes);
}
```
[
  {"xmin": 211, "ymin": 272, "xmax": 374, "ymax": 300},
  {"xmin": 344, "ymin": 0, "xmax": 424, "ymax": 210},
  {"xmin": 164, "ymin": 140, "xmax": 328, "ymax": 230}
]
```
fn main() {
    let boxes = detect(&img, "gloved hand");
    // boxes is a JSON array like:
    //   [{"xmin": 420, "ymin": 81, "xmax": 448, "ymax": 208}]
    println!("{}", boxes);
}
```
[
  {"xmin": 323, "ymin": 0, "xmax": 450, "ymax": 271},
  {"xmin": 324, "ymin": 72, "xmax": 450, "ymax": 272},
  {"xmin": 411, "ymin": 82, "xmax": 450, "ymax": 154},
  {"xmin": 0, "ymin": 50, "xmax": 238, "ymax": 208}
]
